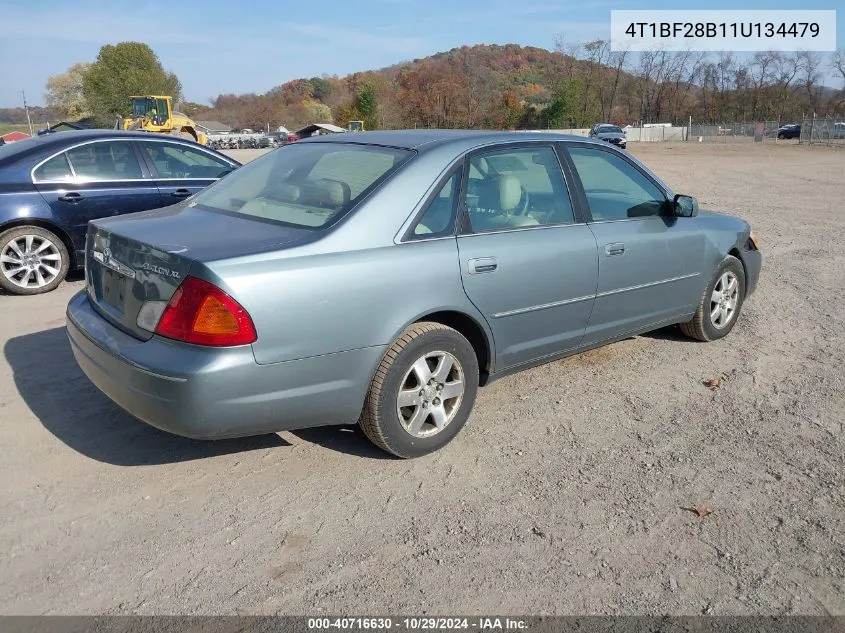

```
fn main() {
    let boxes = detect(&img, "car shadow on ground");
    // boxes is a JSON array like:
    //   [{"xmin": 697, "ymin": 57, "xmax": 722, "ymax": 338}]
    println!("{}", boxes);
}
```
[
  {"xmin": 290, "ymin": 426, "xmax": 396, "ymax": 460},
  {"xmin": 5, "ymin": 327, "xmax": 394, "ymax": 465},
  {"xmin": 4, "ymin": 326, "xmax": 292, "ymax": 466},
  {"xmin": 640, "ymin": 324, "xmax": 691, "ymax": 342}
]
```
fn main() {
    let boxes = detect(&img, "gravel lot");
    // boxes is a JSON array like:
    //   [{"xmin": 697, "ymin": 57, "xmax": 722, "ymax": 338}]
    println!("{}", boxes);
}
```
[{"xmin": 1, "ymin": 142, "xmax": 843, "ymax": 615}]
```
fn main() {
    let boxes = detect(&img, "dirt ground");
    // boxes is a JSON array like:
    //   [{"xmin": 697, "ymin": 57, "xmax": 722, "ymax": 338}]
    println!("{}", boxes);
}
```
[{"xmin": 1, "ymin": 142, "xmax": 843, "ymax": 616}]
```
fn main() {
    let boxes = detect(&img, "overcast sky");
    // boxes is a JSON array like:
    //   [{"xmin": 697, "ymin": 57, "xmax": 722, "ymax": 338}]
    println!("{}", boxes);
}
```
[{"xmin": 1, "ymin": 0, "xmax": 842, "ymax": 108}]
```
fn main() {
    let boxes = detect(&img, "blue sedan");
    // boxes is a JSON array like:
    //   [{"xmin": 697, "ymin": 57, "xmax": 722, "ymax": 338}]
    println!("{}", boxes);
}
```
[{"xmin": 0, "ymin": 130, "xmax": 239, "ymax": 295}]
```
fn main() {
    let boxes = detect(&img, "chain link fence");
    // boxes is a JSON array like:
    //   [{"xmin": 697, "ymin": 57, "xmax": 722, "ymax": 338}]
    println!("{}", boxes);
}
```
[
  {"xmin": 685, "ymin": 121, "xmax": 784, "ymax": 143},
  {"xmin": 801, "ymin": 117, "xmax": 845, "ymax": 146}
]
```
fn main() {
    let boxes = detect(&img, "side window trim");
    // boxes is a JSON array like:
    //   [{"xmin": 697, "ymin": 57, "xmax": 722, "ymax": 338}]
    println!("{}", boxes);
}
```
[
  {"xmin": 559, "ymin": 141, "xmax": 671, "ymax": 223},
  {"xmin": 31, "ymin": 151, "xmax": 76, "ymax": 184},
  {"xmin": 457, "ymin": 142, "xmax": 578, "ymax": 236},
  {"xmin": 402, "ymin": 162, "xmax": 463, "ymax": 242},
  {"xmin": 31, "ymin": 139, "xmax": 148, "ymax": 184}
]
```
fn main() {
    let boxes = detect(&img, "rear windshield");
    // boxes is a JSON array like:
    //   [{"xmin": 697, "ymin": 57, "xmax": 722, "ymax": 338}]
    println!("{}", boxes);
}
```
[{"xmin": 191, "ymin": 142, "xmax": 413, "ymax": 228}]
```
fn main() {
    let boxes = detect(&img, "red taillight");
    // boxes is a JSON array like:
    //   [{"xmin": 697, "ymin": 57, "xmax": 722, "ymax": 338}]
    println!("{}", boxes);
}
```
[{"xmin": 155, "ymin": 276, "xmax": 257, "ymax": 347}]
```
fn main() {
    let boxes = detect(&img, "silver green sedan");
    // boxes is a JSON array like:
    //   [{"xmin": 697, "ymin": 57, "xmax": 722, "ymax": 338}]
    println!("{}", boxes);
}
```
[{"xmin": 66, "ymin": 130, "xmax": 761, "ymax": 458}]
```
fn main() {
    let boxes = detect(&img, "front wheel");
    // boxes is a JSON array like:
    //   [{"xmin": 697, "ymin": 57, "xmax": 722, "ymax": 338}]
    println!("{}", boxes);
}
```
[
  {"xmin": 0, "ymin": 226, "xmax": 69, "ymax": 295},
  {"xmin": 359, "ymin": 322, "xmax": 479, "ymax": 458},
  {"xmin": 680, "ymin": 255, "xmax": 746, "ymax": 342}
]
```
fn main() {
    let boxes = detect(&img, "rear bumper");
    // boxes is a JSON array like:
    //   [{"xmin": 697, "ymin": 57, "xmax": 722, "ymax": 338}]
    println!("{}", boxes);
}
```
[{"xmin": 66, "ymin": 291, "xmax": 385, "ymax": 439}]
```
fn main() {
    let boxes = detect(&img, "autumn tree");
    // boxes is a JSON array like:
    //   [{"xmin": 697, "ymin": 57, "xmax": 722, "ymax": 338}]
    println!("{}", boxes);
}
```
[
  {"xmin": 45, "ymin": 63, "xmax": 92, "ymax": 120},
  {"xmin": 83, "ymin": 42, "xmax": 182, "ymax": 125}
]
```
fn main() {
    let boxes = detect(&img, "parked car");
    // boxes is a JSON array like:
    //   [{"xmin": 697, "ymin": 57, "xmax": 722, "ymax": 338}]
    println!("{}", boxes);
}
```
[
  {"xmin": 589, "ymin": 124, "xmax": 627, "ymax": 149},
  {"xmin": 0, "ymin": 130, "xmax": 239, "ymax": 295},
  {"xmin": 67, "ymin": 130, "xmax": 761, "ymax": 458},
  {"xmin": 777, "ymin": 124, "xmax": 801, "ymax": 139}
]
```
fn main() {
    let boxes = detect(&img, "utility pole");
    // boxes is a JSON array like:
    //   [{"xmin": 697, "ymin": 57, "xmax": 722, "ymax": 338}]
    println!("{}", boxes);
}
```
[{"xmin": 22, "ymin": 90, "xmax": 34, "ymax": 136}]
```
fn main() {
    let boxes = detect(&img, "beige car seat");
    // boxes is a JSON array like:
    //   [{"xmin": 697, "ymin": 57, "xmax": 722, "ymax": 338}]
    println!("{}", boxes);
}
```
[{"xmin": 478, "ymin": 174, "xmax": 539, "ymax": 230}]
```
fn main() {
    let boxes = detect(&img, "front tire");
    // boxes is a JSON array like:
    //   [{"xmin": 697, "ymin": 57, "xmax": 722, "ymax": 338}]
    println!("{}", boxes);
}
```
[
  {"xmin": 0, "ymin": 226, "xmax": 69, "ymax": 295},
  {"xmin": 680, "ymin": 255, "xmax": 746, "ymax": 342},
  {"xmin": 360, "ymin": 322, "xmax": 479, "ymax": 458}
]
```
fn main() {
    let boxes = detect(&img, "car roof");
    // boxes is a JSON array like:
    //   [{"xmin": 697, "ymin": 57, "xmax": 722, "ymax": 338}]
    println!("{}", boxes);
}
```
[
  {"xmin": 300, "ymin": 129, "xmax": 605, "ymax": 153},
  {"xmin": 0, "ymin": 129, "xmax": 236, "ymax": 167}
]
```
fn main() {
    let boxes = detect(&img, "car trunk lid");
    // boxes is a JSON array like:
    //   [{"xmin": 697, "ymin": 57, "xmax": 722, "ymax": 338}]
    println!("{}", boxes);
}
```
[{"xmin": 85, "ymin": 205, "xmax": 315, "ymax": 340}]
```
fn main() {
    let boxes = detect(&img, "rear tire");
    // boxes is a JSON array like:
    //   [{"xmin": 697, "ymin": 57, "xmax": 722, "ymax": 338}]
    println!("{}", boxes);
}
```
[
  {"xmin": 360, "ymin": 322, "xmax": 479, "ymax": 458},
  {"xmin": 680, "ymin": 255, "xmax": 746, "ymax": 342},
  {"xmin": 0, "ymin": 226, "xmax": 69, "ymax": 295}
]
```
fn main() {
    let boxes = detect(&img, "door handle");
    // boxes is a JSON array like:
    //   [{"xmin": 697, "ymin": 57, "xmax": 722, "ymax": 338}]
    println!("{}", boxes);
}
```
[
  {"xmin": 604, "ymin": 242, "xmax": 625, "ymax": 256},
  {"xmin": 467, "ymin": 257, "xmax": 498, "ymax": 274},
  {"xmin": 57, "ymin": 192, "xmax": 83, "ymax": 203},
  {"xmin": 170, "ymin": 188, "xmax": 192, "ymax": 198}
]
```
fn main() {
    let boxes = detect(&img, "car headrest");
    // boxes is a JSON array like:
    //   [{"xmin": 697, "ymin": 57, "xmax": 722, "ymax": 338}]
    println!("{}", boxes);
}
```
[
  {"xmin": 313, "ymin": 178, "xmax": 350, "ymax": 208},
  {"xmin": 496, "ymin": 175, "xmax": 522, "ymax": 211}
]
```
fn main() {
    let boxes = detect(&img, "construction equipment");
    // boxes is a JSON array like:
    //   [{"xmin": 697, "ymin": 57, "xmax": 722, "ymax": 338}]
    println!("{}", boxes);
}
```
[
  {"xmin": 347, "ymin": 120, "xmax": 365, "ymax": 132},
  {"xmin": 120, "ymin": 96, "xmax": 207, "ymax": 145}
]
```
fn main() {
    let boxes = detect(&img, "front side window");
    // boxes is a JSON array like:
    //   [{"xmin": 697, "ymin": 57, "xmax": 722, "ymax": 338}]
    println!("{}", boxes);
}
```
[
  {"xmin": 411, "ymin": 169, "xmax": 461, "ymax": 238},
  {"xmin": 464, "ymin": 146, "xmax": 575, "ymax": 232},
  {"xmin": 65, "ymin": 141, "xmax": 143, "ymax": 181},
  {"xmin": 33, "ymin": 153, "xmax": 73, "ymax": 182},
  {"xmin": 567, "ymin": 146, "xmax": 667, "ymax": 221},
  {"xmin": 190, "ymin": 142, "xmax": 413, "ymax": 229},
  {"xmin": 140, "ymin": 141, "xmax": 232, "ymax": 179}
]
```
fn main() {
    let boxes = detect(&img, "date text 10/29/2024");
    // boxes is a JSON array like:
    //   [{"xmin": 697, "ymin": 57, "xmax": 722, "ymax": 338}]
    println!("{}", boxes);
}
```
[{"xmin": 308, "ymin": 617, "xmax": 528, "ymax": 630}]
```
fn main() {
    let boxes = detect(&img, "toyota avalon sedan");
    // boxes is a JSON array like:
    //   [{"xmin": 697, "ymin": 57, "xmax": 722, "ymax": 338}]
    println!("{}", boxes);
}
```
[
  {"xmin": 66, "ymin": 130, "xmax": 761, "ymax": 458},
  {"xmin": 0, "ymin": 130, "xmax": 239, "ymax": 295}
]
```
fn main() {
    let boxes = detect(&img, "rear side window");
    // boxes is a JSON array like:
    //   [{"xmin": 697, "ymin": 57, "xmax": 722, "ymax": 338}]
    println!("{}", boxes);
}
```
[
  {"xmin": 464, "ymin": 146, "xmax": 575, "ymax": 231},
  {"xmin": 411, "ymin": 169, "xmax": 461, "ymax": 238},
  {"xmin": 66, "ymin": 141, "xmax": 143, "ymax": 181},
  {"xmin": 191, "ymin": 143, "xmax": 413, "ymax": 229},
  {"xmin": 33, "ymin": 153, "xmax": 73, "ymax": 182}
]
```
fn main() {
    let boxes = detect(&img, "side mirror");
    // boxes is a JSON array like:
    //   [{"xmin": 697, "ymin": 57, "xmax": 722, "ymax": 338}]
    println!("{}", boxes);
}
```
[{"xmin": 673, "ymin": 194, "xmax": 698, "ymax": 218}]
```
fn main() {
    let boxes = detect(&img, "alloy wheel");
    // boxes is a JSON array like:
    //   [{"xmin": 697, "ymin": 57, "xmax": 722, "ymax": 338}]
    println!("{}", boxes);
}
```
[
  {"xmin": 396, "ymin": 351, "xmax": 465, "ymax": 438},
  {"xmin": 1, "ymin": 234, "xmax": 63, "ymax": 290},
  {"xmin": 710, "ymin": 271, "xmax": 739, "ymax": 329}
]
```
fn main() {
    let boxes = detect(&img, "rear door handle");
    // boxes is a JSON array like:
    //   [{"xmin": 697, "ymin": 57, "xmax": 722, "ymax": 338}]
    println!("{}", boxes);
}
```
[
  {"xmin": 170, "ymin": 188, "xmax": 192, "ymax": 198},
  {"xmin": 57, "ymin": 192, "xmax": 83, "ymax": 203},
  {"xmin": 467, "ymin": 257, "xmax": 498, "ymax": 274},
  {"xmin": 604, "ymin": 242, "xmax": 625, "ymax": 256}
]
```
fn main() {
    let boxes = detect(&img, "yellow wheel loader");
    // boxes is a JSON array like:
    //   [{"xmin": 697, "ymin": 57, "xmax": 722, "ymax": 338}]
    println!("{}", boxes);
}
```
[{"xmin": 120, "ymin": 96, "xmax": 208, "ymax": 145}]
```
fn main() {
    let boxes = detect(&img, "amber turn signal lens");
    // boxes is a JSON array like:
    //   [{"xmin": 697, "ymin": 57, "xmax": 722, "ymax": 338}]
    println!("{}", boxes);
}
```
[{"xmin": 193, "ymin": 296, "xmax": 240, "ymax": 334}]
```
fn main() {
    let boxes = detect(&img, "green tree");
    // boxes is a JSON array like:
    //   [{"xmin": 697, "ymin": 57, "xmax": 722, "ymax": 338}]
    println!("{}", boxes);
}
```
[
  {"xmin": 83, "ymin": 42, "xmax": 182, "ymax": 125},
  {"xmin": 546, "ymin": 78, "xmax": 593, "ymax": 128},
  {"xmin": 308, "ymin": 76, "xmax": 333, "ymax": 102},
  {"xmin": 45, "ymin": 62, "xmax": 92, "ymax": 120},
  {"xmin": 304, "ymin": 100, "xmax": 332, "ymax": 123},
  {"xmin": 354, "ymin": 83, "xmax": 379, "ymax": 129}
]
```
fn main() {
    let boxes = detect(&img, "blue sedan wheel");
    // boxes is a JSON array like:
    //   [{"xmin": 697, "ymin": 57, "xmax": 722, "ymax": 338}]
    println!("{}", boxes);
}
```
[{"xmin": 0, "ymin": 226, "xmax": 69, "ymax": 295}]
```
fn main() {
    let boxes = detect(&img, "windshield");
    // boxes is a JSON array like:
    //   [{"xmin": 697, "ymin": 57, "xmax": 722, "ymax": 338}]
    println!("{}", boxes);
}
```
[
  {"xmin": 131, "ymin": 97, "xmax": 168, "ymax": 118},
  {"xmin": 131, "ymin": 98, "xmax": 155, "ymax": 117},
  {"xmin": 191, "ymin": 142, "xmax": 414, "ymax": 229},
  {"xmin": 597, "ymin": 125, "xmax": 623, "ymax": 134}
]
